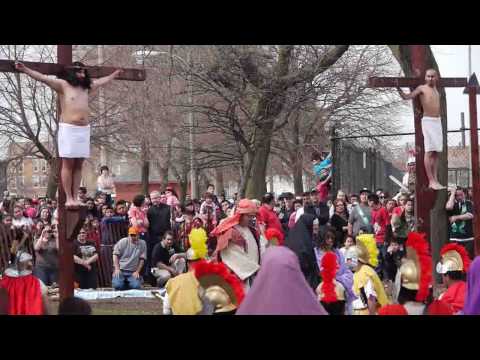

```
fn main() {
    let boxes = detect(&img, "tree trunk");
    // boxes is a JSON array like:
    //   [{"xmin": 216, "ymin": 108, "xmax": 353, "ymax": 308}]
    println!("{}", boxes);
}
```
[
  {"xmin": 214, "ymin": 167, "xmax": 225, "ymax": 195},
  {"xmin": 245, "ymin": 128, "xmax": 272, "ymax": 199},
  {"xmin": 293, "ymin": 155, "xmax": 304, "ymax": 196},
  {"xmin": 0, "ymin": 161, "xmax": 8, "ymax": 195},
  {"xmin": 46, "ymin": 158, "xmax": 60, "ymax": 199},
  {"xmin": 140, "ymin": 140, "xmax": 150, "ymax": 196},
  {"xmin": 141, "ymin": 160, "xmax": 150, "ymax": 196}
]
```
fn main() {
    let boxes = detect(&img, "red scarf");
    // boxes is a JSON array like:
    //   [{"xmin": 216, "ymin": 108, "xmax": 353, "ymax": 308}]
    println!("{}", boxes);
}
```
[{"xmin": 0, "ymin": 274, "xmax": 44, "ymax": 315}]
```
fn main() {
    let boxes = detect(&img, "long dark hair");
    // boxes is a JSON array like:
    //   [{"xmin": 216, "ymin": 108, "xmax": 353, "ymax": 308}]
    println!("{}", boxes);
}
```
[{"xmin": 59, "ymin": 61, "xmax": 92, "ymax": 89}]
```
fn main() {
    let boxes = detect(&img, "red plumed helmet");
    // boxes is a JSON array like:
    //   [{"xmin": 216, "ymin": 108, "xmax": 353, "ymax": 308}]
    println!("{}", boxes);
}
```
[
  {"xmin": 378, "ymin": 304, "xmax": 408, "ymax": 316},
  {"xmin": 265, "ymin": 227, "xmax": 284, "ymax": 246},
  {"xmin": 320, "ymin": 252, "xmax": 338, "ymax": 303}
]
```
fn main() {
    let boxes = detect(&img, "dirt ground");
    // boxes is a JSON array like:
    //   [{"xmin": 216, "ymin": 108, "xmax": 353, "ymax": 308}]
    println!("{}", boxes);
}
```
[{"xmin": 48, "ymin": 297, "xmax": 164, "ymax": 315}]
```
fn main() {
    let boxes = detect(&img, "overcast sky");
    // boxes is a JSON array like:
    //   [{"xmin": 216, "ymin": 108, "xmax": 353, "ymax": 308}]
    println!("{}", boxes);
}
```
[{"xmin": 398, "ymin": 45, "xmax": 479, "ymax": 133}]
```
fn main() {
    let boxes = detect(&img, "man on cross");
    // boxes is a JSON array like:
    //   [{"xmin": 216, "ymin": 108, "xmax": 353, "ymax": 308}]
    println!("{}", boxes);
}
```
[
  {"xmin": 15, "ymin": 61, "xmax": 123, "ymax": 209},
  {"xmin": 397, "ymin": 69, "xmax": 445, "ymax": 190}
]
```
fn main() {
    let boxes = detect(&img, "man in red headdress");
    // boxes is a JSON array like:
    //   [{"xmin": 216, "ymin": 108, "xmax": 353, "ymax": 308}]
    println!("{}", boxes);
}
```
[{"xmin": 211, "ymin": 199, "xmax": 265, "ymax": 290}]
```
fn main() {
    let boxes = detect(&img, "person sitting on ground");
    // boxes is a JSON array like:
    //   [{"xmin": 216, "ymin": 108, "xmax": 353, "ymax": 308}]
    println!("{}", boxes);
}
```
[
  {"xmin": 112, "ymin": 227, "xmax": 147, "ymax": 291},
  {"xmin": 58, "ymin": 296, "xmax": 92, "ymax": 315},
  {"xmin": 151, "ymin": 231, "xmax": 188, "ymax": 288},
  {"xmin": 73, "ymin": 227, "xmax": 99, "ymax": 289}
]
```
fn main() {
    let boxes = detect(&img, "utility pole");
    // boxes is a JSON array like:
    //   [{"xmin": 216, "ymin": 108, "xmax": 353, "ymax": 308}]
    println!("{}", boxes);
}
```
[
  {"xmin": 468, "ymin": 45, "xmax": 472, "ymax": 78},
  {"xmin": 187, "ymin": 48, "xmax": 197, "ymax": 199}
]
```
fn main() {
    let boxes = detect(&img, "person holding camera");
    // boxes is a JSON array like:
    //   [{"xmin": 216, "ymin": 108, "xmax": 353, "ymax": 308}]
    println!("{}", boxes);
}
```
[
  {"xmin": 33, "ymin": 225, "xmax": 59, "ymax": 286},
  {"xmin": 446, "ymin": 187, "xmax": 474, "ymax": 259}
]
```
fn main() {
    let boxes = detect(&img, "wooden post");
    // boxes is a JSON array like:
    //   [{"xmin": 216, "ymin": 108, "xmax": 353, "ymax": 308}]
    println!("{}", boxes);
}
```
[
  {"xmin": 57, "ymin": 45, "xmax": 74, "ymax": 301},
  {"xmin": 465, "ymin": 73, "xmax": 480, "ymax": 256}
]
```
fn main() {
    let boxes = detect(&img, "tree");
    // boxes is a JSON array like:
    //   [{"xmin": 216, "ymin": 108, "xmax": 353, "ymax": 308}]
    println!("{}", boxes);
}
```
[
  {"xmin": 164, "ymin": 45, "xmax": 351, "ymax": 199},
  {"xmin": 270, "ymin": 45, "xmax": 406, "ymax": 195}
]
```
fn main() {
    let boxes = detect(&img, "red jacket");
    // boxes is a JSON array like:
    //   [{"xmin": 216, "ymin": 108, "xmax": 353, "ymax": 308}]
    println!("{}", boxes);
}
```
[{"xmin": 440, "ymin": 281, "xmax": 466, "ymax": 314}]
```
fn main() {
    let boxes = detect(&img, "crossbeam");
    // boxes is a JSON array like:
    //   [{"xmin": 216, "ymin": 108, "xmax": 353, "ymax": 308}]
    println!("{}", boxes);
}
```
[
  {"xmin": 369, "ymin": 77, "xmax": 467, "ymax": 88},
  {"xmin": 0, "ymin": 59, "xmax": 145, "ymax": 81}
]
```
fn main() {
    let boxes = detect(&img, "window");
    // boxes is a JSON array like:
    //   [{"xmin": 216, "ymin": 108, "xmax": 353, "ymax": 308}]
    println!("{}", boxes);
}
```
[
  {"xmin": 19, "ymin": 161, "xmax": 24, "ymax": 174},
  {"xmin": 17, "ymin": 176, "xmax": 24, "ymax": 187},
  {"xmin": 42, "ymin": 160, "xmax": 47, "ymax": 173},
  {"xmin": 33, "ymin": 159, "xmax": 39, "ymax": 173},
  {"xmin": 116, "ymin": 164, "xmax": 122, "ymax": 176},
  {"xmin": 32, "ymin": 175, "xmax": 40, "ymax": 188},
  {"xmin": 40, "ymin": 175, "xmax": 48, "ymax": 188}
]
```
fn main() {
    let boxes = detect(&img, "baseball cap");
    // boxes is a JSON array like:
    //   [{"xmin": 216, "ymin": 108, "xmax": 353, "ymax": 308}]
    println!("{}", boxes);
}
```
[
  {"xmin": 359, "ymin": 188, "xmax": 371, "ymax": 195},
  {"xmin": 128, "ymin": 227, "xmax": 139, "ymax": 235}
]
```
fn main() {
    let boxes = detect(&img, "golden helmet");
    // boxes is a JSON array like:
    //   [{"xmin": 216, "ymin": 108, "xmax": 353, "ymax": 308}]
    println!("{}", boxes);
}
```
[
  {"xmin": 399, "ymin": 257, "xmax": 419, "ymax": 290},
  {"xmin": 399, "ymin": 232, "xmax": 432, "ymax": 302},
  {"xmin": 437, "ymin": 243, "xmax": 471, "ymax": 274},
  {"xmin": 204, "ymin": 285, "xmax": 237, "ymax": 313},
  {"xmin": 193, "ymin": 260, "xmax": 245, "ymax": 314}
]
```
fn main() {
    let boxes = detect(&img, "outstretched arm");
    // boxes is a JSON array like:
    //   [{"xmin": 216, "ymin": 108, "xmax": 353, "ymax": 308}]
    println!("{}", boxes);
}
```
[
  {"xmin": 90, "ymin": 69, "xmax": 123, "ymax": 92},
  {"xmin": 397, "ymin": 85, "xmax": 423, "ymax": 100},
  {"xmin": 15, "ymin": 62, "xmax": 64, "ymax": 93}
]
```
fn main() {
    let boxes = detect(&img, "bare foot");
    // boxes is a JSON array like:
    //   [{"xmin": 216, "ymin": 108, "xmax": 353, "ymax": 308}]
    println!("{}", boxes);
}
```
[
  {"xmin": 65, "ymin": 200, "xmax": 80, "ymax": 210},
  {"xmin": 429, "ymin": 182, "xmax": 446, "ymax": 190}
]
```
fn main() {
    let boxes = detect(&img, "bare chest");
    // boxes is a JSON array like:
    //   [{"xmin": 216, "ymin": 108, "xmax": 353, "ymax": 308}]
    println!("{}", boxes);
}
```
[
  {"xmin": 420, "ymin": 87, "xmax": 440, "ymax": 106},
  {"xmin": 60, "ymin": 87, "xmax": 90, "ymax": 110}
]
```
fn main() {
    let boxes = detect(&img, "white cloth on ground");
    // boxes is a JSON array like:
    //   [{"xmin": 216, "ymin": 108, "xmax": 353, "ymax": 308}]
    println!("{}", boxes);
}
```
[
  {"xmin": 422, "ymin": 116, "xmax": 443, "ymax": 152},
  {"xmin": 58, "ymin": 122, "xmax": 91, "ymax": 158},
  {"xmin": 73, "ymin": 288, "xmax": 156, "ymax": 300}
]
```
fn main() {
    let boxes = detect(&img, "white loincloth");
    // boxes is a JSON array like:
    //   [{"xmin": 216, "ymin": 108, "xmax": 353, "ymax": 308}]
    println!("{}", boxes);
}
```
[
  {"xmin": 58, "ymin": 122, "xmax": 90, "ymax": 158},
  {"xmin": 422, "ymin": 117, "xmax": 443, "ymax": 153}
]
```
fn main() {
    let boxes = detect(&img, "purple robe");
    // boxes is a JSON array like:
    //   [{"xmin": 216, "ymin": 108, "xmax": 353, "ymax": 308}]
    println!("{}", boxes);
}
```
[
  {"xmin": 236, "ymin": 247, "xmax": 327, "ymax": 315},
  {"xmin": 463, "ymin": 256, "xmax": 480, "ymax": 315}
]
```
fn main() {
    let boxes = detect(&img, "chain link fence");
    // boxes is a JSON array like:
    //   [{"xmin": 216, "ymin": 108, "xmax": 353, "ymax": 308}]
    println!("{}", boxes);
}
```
[{"xmin": 331, "ymin": 126, "xmax": 478, "ymax": 197}]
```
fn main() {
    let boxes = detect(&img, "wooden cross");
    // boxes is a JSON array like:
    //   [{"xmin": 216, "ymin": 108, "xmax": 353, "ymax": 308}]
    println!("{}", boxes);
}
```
[
  {"xmin": 463, "ymin": 73, "xmax": 480, "ymax": 256},
  {"xmin": 0, "ymin": 45, "xmax": 146, "ymax": 301},
  {"xmin": 368, "ymin": 73, "xmax": 467, "ymax": 250}
]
